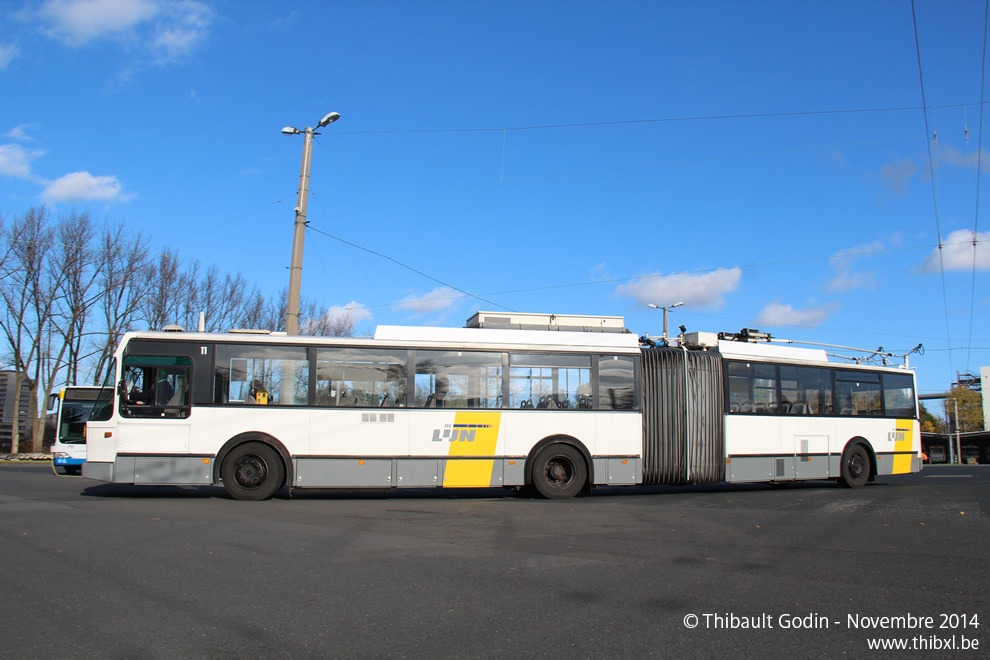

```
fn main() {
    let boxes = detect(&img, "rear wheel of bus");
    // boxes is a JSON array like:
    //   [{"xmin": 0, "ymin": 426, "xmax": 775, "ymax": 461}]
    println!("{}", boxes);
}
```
[
  {"xmin": 220, "ymin": 442, "xmax": 285, "ymax": 501},
  {"xmin": 531, "ymin": 444, "xmax": 587, "ymax": 499}
]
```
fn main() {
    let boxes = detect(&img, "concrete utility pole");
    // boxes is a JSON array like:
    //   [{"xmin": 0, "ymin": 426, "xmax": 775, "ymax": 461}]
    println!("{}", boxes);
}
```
[{"xmin": 282, "ymin": 112, "xmax": 340, "ymax": 335}]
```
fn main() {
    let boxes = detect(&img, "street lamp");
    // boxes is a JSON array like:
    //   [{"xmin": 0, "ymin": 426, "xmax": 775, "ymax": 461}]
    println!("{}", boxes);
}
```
[
  {"xmin": 648, "ymin": 302, "xmax": 684, "ymax": 342},
  {"xmin": 282, "ymin": 111, "xmax": 341, "ymax": 335}
]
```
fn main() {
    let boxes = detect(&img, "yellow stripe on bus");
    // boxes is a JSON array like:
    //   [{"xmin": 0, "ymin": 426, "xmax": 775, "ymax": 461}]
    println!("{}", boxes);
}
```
[
  {"xmin": 443, "ymin": 411, "xmax": 502, "ymax": 487},
  {"xmin": 892, "ymin": 420, "xmax": 914, "ymax": 474}
]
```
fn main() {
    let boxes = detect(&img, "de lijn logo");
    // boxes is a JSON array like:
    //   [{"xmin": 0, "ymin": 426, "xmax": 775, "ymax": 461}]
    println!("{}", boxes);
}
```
[
  {"xmin": 432, "ymin": 423, "xmax": 492, "ymax": 443},
  {"xmin": 888, "ymin": 428, "xmax": 909, "ymax": 443}
]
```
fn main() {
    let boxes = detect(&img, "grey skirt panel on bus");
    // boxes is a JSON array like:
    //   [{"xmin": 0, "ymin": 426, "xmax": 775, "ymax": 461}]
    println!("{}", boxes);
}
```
[{"xmin": 641, "ymin": 348, "xmax": 725, "ymax": 485}]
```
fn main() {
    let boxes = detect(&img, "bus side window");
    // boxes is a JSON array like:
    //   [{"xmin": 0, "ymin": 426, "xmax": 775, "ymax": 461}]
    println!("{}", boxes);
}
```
[
  {"xmin": 598, "ymin": 355, "xmax": 637, "ymax": 410},
  {"xmin": 835, "ymin": 371, "xmax": 881, "ymax": 417},
  {"xmin": 726, "ymin": 362, "xmax": 777, "ymax": 414},
  {"xmin": 882, "ymin": 373, "xmax": 916, "ymax": 418},
  {"xmin": 316, "ymin": 347, "xmax": 407, "ymax": 408},
  {"xmin": 508, "ymin": 353, "xmax": 590, "ymax": 410},
  {"xmin": 120, "ymin": 356, "xmax": 192, "ymax": 419},
  {"xmin": 416, "ymin": 350, "xmax": 502, "ymax": 409}
]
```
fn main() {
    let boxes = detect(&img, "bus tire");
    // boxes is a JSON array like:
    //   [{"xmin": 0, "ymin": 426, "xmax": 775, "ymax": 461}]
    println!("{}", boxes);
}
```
[
  {"xmin": 839, "ymin": 444, "xmax": 870, "ymax": 488},
  {"xmin": 64, "ymin": 465, "xmax": 79, "ymax": 475},
  {"xmin": 531, "ymin": 444, "xmax": 587, "ymax": 499},
  {"xmin": 220, "ymin": 442, "xmax": 285, "ymax": 501}
]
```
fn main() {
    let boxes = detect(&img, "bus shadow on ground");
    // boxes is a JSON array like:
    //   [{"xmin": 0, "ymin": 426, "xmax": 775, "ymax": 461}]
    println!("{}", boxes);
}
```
[
  {"xmin": 81, "ymin": 483, "xmax": 229, "ymax": 499},
  {"xmin": 79, "ymin": 478, "xmax": 881, "ymax": 501}
]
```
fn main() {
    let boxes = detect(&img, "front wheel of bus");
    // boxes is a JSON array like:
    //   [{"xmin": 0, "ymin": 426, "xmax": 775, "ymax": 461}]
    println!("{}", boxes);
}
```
[
  {"xmin": 839, "ymin": 444, "xmax": 870, "ymax": 488},
  {"xmin": 221, "ymin": 442, "xmax": 285, "ymax": 501},
  {"xmin": 532, "ymin": 444, "xmax": 587, "ymax": 499}
]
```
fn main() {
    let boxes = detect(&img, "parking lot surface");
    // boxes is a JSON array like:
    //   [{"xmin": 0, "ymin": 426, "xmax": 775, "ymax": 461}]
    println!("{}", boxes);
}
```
[{"xmin": 1, "ymin": 464, "xmax": 987, "ymax": 658}]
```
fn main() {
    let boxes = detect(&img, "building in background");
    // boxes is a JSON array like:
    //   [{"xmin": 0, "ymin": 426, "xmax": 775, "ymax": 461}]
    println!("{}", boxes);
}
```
[{"xmin": 0, "ymin": 371, "xmax": 32, "ymax": 453}]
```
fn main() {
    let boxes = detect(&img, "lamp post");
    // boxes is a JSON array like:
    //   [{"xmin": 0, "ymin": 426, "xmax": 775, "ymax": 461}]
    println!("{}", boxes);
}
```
[
  {"xmin": 282, "ymin": 111, "xmax": 341, "ymax": 335},
  {"xmin": 648, "ymin": 301, "xmax": 684, "ymax": 342}
]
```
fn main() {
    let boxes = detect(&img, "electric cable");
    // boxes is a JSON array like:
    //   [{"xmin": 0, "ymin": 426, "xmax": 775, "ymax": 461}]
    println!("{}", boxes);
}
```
[
  {"xmin": 912, "ymin": 0, "xmax": 955, "ymax": 378},
  {"xmin": 966, "ymin": 0, "xmax": 990, "ymax": 370},
  {"xmin": 332, "ymin": 102, "xmax": 986, "ymax": 135},
  {"xmin": 305, "ymin": 224, "xmax": 515, "ymax": 313}
]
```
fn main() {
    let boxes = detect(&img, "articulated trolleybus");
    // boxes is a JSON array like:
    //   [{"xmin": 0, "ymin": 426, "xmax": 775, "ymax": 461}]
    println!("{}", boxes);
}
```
[{"xmin": 82, "ymin": 312, "xmax": 921, "ymax": 500}]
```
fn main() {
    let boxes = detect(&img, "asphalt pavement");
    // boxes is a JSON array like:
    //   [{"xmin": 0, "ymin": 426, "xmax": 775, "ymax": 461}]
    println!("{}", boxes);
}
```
[{"xmin": 1, "ymin": 463, "xmax": 987, "ymax": 659}]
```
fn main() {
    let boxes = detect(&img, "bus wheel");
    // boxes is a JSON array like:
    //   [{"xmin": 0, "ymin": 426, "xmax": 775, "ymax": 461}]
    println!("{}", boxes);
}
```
[
  {"xmin": 532, "ymin": 444, "xmax": 587, "ymax": 499},
  {"xmin": 839, "ymin": 444, "xmax": 870, "ymax": 488},
  {"xmin": 64, "ymin": 466, "xmax": 79, "ymax": 475},
  {"xmin": 221, "ymin": 442, "xmax": 285, "ymax": 501}
]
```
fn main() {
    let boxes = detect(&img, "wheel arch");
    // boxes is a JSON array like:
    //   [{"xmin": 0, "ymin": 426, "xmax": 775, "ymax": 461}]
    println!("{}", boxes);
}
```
[
  {"xmin": 842, "ymin": 436, "xmax": 877, "ymax": 482},
  {"xmin": 524, "ymin": 434, "xmax": 594, "ymax": 487},
  {"xmin": 214, "ymin": 432, "xmax": 293, "ymax": 488}
]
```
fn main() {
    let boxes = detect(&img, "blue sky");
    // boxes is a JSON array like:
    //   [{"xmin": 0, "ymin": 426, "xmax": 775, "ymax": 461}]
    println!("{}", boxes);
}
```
[{"xmin": 2, "ymin": 0, "xmax": 989, "ymax": 395}]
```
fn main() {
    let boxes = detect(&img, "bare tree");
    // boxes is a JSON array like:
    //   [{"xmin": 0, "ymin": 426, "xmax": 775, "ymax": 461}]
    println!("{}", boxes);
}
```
[
  {"xmin": 194, "ymin": 267, "xmax": 256, "ymax": 332},
  {"xmin": 240, "ymin": 290, "xmax": 271, "ymax": 330},
  {"xmin": 90, "ymin": 223, "xmax": 149, "ymax": 384},
  {"xmin": 301, "ymin": 301, "xmax": 357, "ymax": 337},
  {"xmin": 141, "ymin": 248, "xmax": 198, "ymax": 331},
  {"xmin": 236, "ymin": 288, "xmax": 356, "ymax": 336},
  {"xmin": 0, "ymin": 207, "xmax": 65, "ymax": 452},
  {"xmin": 51, "ymin": 211, "xmax": 103, "ymax": 386}
]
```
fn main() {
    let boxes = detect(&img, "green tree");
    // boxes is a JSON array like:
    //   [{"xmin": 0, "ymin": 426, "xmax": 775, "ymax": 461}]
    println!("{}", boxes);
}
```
[
  {"xmin": 944, "ymin": 385, "xmax": 984, "ymax": 433},
  {"xmin": 919, "ymin": 402, "xmax": 945, "ymax": 433}
]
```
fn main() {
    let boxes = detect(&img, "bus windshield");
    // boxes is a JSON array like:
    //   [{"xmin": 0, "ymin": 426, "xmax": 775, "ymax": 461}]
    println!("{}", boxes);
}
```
[{"xmin": 60, "ymin": 390, "xmax": 105, "ymax": 443}]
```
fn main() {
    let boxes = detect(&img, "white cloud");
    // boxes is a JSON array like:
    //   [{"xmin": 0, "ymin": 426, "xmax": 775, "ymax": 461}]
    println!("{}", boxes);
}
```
[
  {"xmin": 0, "ymin": 42, "xmax": 18, "ymax": 69},
  {"xmin": 324, "ymin": 302, "xmax": 372, "ymax": 325},
  {"xmin": 274, "ymin": 10, "xmax": 299, "ymax": 27},
  {"xmin": 879, "ymin": 155, "xmax": 918, "ymax": 196},
  {"xmin": 394, "ymin": 287, "xmax": 460, "ymax": 316},
  {"xmin": 36, "ymin": 0, "xmax": 213, "ymax": 66},
  {"xmin": 149, "ymin": 1, "xmax": 213, "ymax": 64},
  {"xmin": 826, "ymin": 270, "xmax": 876, "ymax": 293},
  {"xmin": 2, "ymin": 132, "xmax": 132, "ymax": 203},
  {"xmin": 0, "ymin": 143, "xmax": 47, "ymax": 182},
  {"xmin": 877, "ymin": 143, "xmax": 990, "ymax": 196},
  {"xmin": 756, "ymin": 302, "xmax": 834, "ymax": 328},
  {"xmin": 613, "ymin": 268, "xmax": 742, "ymax": 309},
  {"xmin": 937, "ymin": 143, "xmax": 990, "ymax": 173},
  {"xmin": 826, "ymin": 241, "xmax": 883, "ymax": 292},
  {"xmin": 39, "ymin": 0, "xmax": 159, "ymax": 45},
  {"xmin": 920, "ymin": 229, "xmax": 990, "ymax": 272},
  {"xmin": 41, "ymin": 171, "xmax": 129, "ymax": 202},
  {"xmin": 5, "ymin": 124, "xmax": 36, "ymax": 141}
]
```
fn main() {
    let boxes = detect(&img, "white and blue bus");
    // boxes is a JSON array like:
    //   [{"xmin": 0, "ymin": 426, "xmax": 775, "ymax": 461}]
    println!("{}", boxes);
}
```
[
  {"xmin": 47, "ymin": 386, "xmax": 108, "ymax": 475},
  {"xmin": 81, "ymin": 312, "xmax": 922, "ymax": 499}
]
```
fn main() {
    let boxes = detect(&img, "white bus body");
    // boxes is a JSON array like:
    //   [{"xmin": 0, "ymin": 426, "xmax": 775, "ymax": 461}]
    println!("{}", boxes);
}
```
[{"xmin": 81, "ymin": 315, "xmax": 921, "ymax": 499}]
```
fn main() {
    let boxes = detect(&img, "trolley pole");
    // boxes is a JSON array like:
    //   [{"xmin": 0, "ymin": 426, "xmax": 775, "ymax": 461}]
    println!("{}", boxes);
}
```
[{"xmin": 282, "ymin": 112, "xmax": 340, "ymax": 335}]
